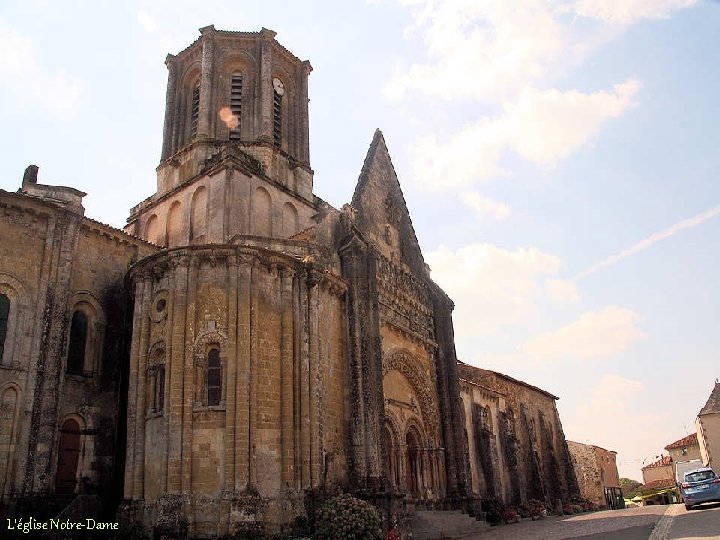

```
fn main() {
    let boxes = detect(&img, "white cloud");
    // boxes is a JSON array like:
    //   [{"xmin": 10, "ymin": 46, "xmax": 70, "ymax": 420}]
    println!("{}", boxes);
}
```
[
  {"xmin": 461, "ymin": 192, "xmax": 511, "ymax": 220},
  {"xmin": 427, "ymin": 243, "xmax": 562, "ymax": 336},
  {"xmin": 567, "ymin": 0, "xmax": 697, "ymax": 25},
  {"xmin": 575, "ymin": 204, "xmax": 720, "ymax": 280},
  {"xmin": 520, "ymin": 306, "xmax": 646, "ymax": 361},
  {"xmin": 411, "ymin": 80, "xmax": 640, "ymax": 188},
  {"xmin": 503, "ymin": 80, "xmax": 640, "ymax": 163},
  {"xmin": 545, "ymin": 278, "xmax": 581, "ymax": 303},
  {"xmin": 137, "ymin": 10, "xmax": 157, "ymax": 33},
  {"xmin": 384, "ymin": 0, "xmax": 565, "ymax": 102},
  {"xmin": 0, "ymin": 20, "xmax": 83, "ymax": 116}
]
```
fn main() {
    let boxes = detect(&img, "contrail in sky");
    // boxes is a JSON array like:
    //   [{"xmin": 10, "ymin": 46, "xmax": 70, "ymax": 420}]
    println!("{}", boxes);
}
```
[{"xmin": 574, "ymin": 204, "xmax": 720, "ymax": 280}]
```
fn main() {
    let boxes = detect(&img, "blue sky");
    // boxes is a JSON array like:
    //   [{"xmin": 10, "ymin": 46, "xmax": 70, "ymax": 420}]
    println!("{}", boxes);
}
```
[{"xmin": 1, "ymin": 0, "xmax": 718, "ymax": 481}]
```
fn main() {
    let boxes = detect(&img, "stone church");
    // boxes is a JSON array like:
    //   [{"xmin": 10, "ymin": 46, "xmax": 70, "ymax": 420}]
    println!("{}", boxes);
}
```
[{"xmin": 0, "ymin": 26, "xmax": 577, "ymax": 536}]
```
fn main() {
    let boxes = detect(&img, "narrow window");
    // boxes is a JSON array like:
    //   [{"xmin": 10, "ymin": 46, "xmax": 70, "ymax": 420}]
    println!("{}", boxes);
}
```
[
  {"xmin": 229, "ymin": 73, "xmax": 242, "ymax": 140},
  {"xmin": 207, "ymin": 348, "xmax": 221, "ymax": 406},
  {"xmin": 273, "ymin": 85, "xmax": 283, "ymax": 147},
  {"xmin": 190, "ymin": 83, "xmax": 200, "ymax": 140},
  {"xmin": 0, "ymin": 294, "xmax": 9, "ymax": 362},
  {"xmin": 157, "ymin": 364, "xmax": 165, "ymax": 412},
  {"xmin": 67, "ymin": 311, "xmax": 87, "ymax": 375}
]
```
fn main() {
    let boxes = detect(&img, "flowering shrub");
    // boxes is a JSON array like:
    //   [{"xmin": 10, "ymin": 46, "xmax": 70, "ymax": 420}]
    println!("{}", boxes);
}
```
[
  {"xmin": 314, "ymin": 494, "xmax": 383, "ymax": 540},
  {"xmin": 528, "ymin": 499, "xmax": 547, "ymax": 520}
]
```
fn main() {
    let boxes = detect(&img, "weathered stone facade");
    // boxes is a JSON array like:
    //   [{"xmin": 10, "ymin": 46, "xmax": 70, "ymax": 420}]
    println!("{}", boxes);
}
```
[
  {"xmin": 0, "ymin": 25, "xmax": 579, "ymax": 537},
  {"xmin": 458, "ymin": 362, "xmax": 578, "ymax": 507},
  {"xmin": 567, "ymin": 441, "xmax": 621, "ymax": 508},
  {"xmin": 0, "ymin": 172, "xmax": 157, "ymax": 510}
]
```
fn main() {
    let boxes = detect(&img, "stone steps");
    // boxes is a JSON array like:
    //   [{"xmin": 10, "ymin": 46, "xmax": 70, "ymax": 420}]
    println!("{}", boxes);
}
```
[{"xmin": 409, "ymin": 509, "xmax": 489, "ymax": 540}]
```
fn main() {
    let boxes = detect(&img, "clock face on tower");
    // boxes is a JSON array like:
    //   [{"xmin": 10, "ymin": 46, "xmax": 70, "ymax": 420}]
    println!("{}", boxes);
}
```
[{"xmin": 272, "ymin": 77, "xmax": 285, "ymax": 96}]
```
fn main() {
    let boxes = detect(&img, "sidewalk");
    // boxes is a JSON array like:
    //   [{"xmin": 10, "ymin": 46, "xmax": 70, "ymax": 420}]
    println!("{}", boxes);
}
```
[{"xmin": 457, "ymin": 505, "xmax": 670, "ymax": 540}]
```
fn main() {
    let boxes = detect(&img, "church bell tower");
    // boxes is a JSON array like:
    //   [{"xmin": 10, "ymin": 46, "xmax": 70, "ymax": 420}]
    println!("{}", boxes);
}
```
[{"xmin": 125, "ymin": 26, "xmax": 315, "ymax": 246}]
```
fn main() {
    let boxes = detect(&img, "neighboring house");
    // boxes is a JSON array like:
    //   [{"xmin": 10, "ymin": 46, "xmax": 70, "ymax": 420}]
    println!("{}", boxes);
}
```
[
  {"xmin": 696, "ymin": 381, "xmax": 720, "ymax": 469},
  {"xmin": 640, "ymin": 455, "xmax": 677, "ymax": 504},
  {"xmin": 665, "ymin": 433, "xmax": 702, "ymax": 481},
  {"xmin": 642, "ymin": 455, "xmax": 674, "ymax": 485},
  {"xmin": 567, "ymin": 442, "xmax": 623, "ymax": 509}
]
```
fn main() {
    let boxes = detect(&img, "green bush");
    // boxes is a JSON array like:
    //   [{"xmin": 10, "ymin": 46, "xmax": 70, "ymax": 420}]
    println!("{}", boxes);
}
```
[{"xmin": 313, "ymin": 494, "xmax": 382, "ymax": 540}]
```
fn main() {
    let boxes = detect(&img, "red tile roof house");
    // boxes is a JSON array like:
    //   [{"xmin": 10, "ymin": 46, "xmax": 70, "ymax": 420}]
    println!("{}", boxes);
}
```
[{"xmin": 640, "ymin": 456, "xmax": 678, "ymax": 505}]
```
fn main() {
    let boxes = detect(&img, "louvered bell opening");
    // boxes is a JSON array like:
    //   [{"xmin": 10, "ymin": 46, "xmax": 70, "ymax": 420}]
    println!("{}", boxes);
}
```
[
  {"xmin": 190, "ymin": 84, "xmax": 200, "ymax": 139},
  {"xmin": 229, "ymin": 74, "xmax": 242, "ymax": 140},
  {"xmin": 273, "ymin": 91, "xmax": 282, "ymax": 147}
]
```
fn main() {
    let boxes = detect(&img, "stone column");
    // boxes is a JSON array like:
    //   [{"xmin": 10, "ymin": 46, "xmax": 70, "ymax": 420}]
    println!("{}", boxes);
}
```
[
  {"xmin": 181, "ymin": 256, "xmax": 199, "ymax": 492},
  {"xmin": 161, "ymin": 55, "xmax": 178, "ymax": 160},
  {"xmin": 307, "ymin": 273, "xmax": 320, "ymax": 487},
  {"xmin": 198, "ymin": 26, "xmax": 216, "ymax": 140},
  {"xmin": 124, "ymin": 277, "xmax": 146, "ymax": 497},
  {"xmin": 168, "ymin": 256, "xmax": 189, "ymax": 493},
  {"xmin": 432, "ymin": 291, "xmax": 471, "ymax": 500},
  {"xmin": 133, "ymin": 273, "xmax": 153, "ymax": 498},
  {"xmin": 224, "ymin": 256, "xmax": 239, "ymax": 492},
  {"xmin": 248, "ymin": 259, "xmax": 260, "ymax": 487},
  {"xmin": 299, "ymin": 61, "xmax": 312, "ymax": 165},
  {"xmin": 258, "ymin": 29, "xmax": 275, "ymax": 142},
  {"xmin": 235, "ymin": 256, "xmax": 252, "ymax": 490},
  {"xmin": 280, "ymin": 267, "xmax": 295, "ymax": 488},
  {"xmin": 298, "ymin": 270, "xmax": 311, "ymax": 487}
]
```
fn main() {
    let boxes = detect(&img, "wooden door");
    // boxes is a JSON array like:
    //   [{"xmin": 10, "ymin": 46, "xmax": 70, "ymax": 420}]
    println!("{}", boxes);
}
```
[{"xmin": 55, "ymin": 419, "xmax": 81, "ymax": 494}]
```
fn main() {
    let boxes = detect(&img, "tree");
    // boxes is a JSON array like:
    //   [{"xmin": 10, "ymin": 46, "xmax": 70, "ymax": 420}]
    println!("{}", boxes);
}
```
[{"xmin": 620, "ymin": 477, "xmax": 642, "ymax": 497}]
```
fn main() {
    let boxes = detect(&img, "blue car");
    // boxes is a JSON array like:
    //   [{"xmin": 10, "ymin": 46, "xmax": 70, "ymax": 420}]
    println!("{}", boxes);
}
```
[{"xmin": 680, "ymin": 467, "xmax": 720, "ymax": 510}]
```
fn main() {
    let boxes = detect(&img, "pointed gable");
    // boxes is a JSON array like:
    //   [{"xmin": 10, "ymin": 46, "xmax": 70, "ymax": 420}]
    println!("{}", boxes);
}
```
[
  {"xmin": 351, "ymin": 129, "xmax": 427, "ymax": 276},
  {"xmin": 699, "ymin": 382, "xmax": 720, "ymax": 416}
]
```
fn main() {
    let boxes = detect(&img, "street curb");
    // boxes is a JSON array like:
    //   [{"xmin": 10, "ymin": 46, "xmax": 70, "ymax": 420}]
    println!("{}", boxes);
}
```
[{"xmin": 648, "ymin": 504, "xmax": 682, "ymax": 540}]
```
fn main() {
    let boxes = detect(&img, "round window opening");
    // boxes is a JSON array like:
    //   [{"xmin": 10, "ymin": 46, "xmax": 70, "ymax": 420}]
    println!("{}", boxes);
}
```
[{"xmin": 156, "ymin": 299, "xmax": 167, "ymax": 312}]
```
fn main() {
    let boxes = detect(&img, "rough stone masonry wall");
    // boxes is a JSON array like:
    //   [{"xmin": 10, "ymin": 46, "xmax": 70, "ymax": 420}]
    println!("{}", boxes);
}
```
[
  {"xmin": 567, "ymin": 441, "xmax": 603, "ymax": 506},
  {"xmin": 124, "ymin": 243, "xmax": 347, "ymax": 537},
  {"xmin": 0, "ymin": 190, "xmax": 156, "ymax": 511},
  {"xmin": 458, "ymin": 363, "xmax": 578, "ymax": 507}
]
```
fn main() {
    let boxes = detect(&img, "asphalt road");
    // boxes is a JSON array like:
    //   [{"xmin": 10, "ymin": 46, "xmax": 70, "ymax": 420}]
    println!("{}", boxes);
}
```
[{"xmin": 667, "ymin": 501, "xmax": 720, "ymax": 539}]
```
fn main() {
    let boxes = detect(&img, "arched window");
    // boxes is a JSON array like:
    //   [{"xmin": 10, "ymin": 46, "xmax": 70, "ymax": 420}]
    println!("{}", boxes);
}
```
[
  {"xmin": 229, "ymin": 72, "xmax": 242, "ymax": 140},
  {"xmin": 282, "ymin": 202, "xmax": 299, "ymax": 237},
  {"xmin": 190, "ymin": 187, "xmax": 207, "ymax": 242},
  {"xmin": 0, "ymin": 294, "xmax": 9, "ymax": 363},
  {"xmin": 190, "ymin": 82, "xmax": 200, "ymax": 140},
  {"xmin": 252, "ymin": 187, "xmax": 272, "ymax": 237},
  {"xmin": 146, "ymin": 214, "xmax": 163, "ymax": 246},
  {"xmin": 67, "ymin": 311, "xmax": 87, "ymax": 375},
  {"xmin": 207, "ymin": 348, "xmax": 221, "ymax": 406},
  {"xmin": 166, "ymin": 201, "xmax": 182, "ymax": 246},
  {"xmin": 147, "ymin": 347, "xmax": 166, "ymax": 414}
]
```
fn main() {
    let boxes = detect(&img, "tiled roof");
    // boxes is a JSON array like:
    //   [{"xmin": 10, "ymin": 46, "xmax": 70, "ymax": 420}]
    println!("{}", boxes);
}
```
[
  {"xmin": 665, "ymin": 433, "xmax": 698, "ymax": 450},
  {"xmin": 642, "ymin": 455, "xmax": 673, "ymax": 470},
  {"xmin": 457, "ymin": 360, "xmax": 559, "ymax": 400},
  {"xmin": 641, "ymin": 478, "xmax": 676, "ymax": 491},
  {"xmin": 699, "ymin": 382, "xmax": 720, "ymax": 416}
]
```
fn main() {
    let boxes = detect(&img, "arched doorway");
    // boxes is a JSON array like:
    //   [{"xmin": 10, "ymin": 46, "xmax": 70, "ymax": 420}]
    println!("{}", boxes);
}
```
[
  {"xmin": 405, "ymin": 430, "xmax": 420, "ymax": 497},
  {"xmin": 55, "ymin": 419, "xmax": 81, "ymax": 494}
]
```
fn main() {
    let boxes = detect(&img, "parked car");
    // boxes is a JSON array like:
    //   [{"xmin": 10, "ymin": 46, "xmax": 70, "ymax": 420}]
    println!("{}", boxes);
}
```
[{"xmin": 680, "ymin": 467, "xmax": 720, "ymax": 510}]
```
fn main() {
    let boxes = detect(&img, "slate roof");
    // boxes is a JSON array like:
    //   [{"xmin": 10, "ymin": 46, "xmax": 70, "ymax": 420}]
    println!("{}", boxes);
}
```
[
  {"xmin": 699, "ymin": 382, "xmax": 720, "ymax": 416},
  {"xmin": 665, "ymin": 433, "xmax": 698, "ymax": 450}
]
